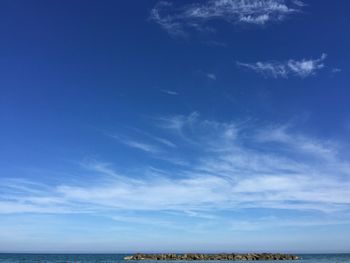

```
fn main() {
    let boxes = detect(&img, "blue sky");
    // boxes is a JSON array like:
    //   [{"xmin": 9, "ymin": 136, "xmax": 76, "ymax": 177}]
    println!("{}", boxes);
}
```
[{"xmin": 1, "ymin": 0, "xmax": 350, "ymax": 253}]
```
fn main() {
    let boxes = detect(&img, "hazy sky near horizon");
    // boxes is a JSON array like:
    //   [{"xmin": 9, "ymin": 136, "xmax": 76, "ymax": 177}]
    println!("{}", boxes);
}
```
[{"xmin": 1, "ymin": 0, "xmax": 350, "ymax": 253}]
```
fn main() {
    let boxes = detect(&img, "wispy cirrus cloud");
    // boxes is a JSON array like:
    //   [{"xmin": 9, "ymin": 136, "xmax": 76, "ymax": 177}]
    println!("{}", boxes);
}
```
[
  {"xmin": 237, "ymin": 53, "xmax": 327, "ymax": 78},
  {"xmin": 1, "ymin": 112, "xmax": 350, "ymax": 219},
  {"xmin": 161, "ymin": 89, "xmax": 179, "ymax": 95},
  {"xmin": 150, "ymin": 0, "xmax": 305, "ymax": 36},
  {"xmin": 206, "ymin": 73, "xmax": 217, "ymax": 80},
  {"xmin": 110, "ymin": 135, "xmax": 161, "ymax": 154},
  {"xmin": 331, "ymin": 68, "xmax": 342, "ymax": 74},
  {"xmin": 109, "ymin": 128, "xmax": 177, "ymax": 153},
  {"xmin": 129, "ymin": 127, "xmax": 177, "ymax": 149}
]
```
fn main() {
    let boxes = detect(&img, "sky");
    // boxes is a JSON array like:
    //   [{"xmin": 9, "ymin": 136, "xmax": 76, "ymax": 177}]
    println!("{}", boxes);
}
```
[{"xmin": 0, "ymin": 0, "xmax": 350, "ymax": 254}]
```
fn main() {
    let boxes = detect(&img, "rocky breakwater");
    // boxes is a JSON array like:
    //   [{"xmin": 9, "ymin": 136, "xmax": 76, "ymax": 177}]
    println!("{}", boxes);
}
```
[{"xmin": 124, "ymin": 253, "xmax": 299, "ymax": 261}]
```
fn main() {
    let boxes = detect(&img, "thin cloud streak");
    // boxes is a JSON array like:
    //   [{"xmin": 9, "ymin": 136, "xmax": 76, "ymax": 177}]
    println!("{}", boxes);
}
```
[
  {"xmin": 110, "ymin": 135, "xmax": 161, "ymax": 153},
  {"xmin": 161, "ymin": 89, "xmax": 179, "ymax": 95},
  {"xmin": 207, "ymin": 73, "xmax": 217, "ymax": 80},
  {"xmin": 237, "ymin": 53, "xmax": 327, "ymax": 78},
  {"xmin": 123, "ymin": 140, "xmax": 160, "ymax": 153}
]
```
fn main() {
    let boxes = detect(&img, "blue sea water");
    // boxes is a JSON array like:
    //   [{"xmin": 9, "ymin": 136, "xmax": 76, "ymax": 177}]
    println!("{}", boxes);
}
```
[{"xmin": 0, "ymin": 254, "xmax": 349, "ymax": 263}]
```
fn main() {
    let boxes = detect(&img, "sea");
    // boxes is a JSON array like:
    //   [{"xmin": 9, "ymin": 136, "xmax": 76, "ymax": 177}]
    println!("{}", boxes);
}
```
[{"xmin": 0, "ymin": 254, "xmax": 349, "ymax": 263}]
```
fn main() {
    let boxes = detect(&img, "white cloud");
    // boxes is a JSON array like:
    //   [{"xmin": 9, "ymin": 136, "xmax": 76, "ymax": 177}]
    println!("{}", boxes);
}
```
[
  {"xmin": 122, "ymin": 140, "xmax": 160, "ymax": 153},
  {"xmin": 237, "ymin": 53, "xmax": 327, "ymax": 78},
  {"xmin": 1, "ymin": 113, "xmax": 350, "ymax": 217},
  {"xmin": 113, "ymin": 128, "xmax": 177, "ymax": 149},
  {"xmin": 111, "ymin": 135, "xmax": 161, "ymax": 154},
  {"xmin": 331, "ymin": 68, "xmax": 342, "ymax": 74},
  {"xmin": 229, "ymin": 217, "xmax": 350, "ymax": 231},
  {"xmin": 150, "ymin": 0, "xmax": 304, "ymax": 36},
  {"xmin": 255, "ymin": 124, "xmax": 338, "ymax": 160},
  {"xmin": 151, "ymin": 136, "xmax": 177, "ymax": 148},
  {"xmin": 150, "ymin": 1, "xmax": 187, "ymax": 37},
  {"xmin": 207, "ymin": 73, "xmax": 217, "ymax": 80},
  {"xmin": 161, "ymin": 89, "xmax": 179, "ymax": 95}
]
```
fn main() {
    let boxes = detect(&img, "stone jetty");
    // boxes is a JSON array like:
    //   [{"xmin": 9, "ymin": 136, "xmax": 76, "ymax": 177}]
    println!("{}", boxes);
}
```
[{"xmin": 124, "ymin": 253, "xmax": 299, "ymax": 261}]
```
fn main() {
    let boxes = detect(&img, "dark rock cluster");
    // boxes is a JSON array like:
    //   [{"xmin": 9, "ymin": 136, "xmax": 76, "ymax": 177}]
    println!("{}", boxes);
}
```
[{"xmin": 124, "ymin": 253, "xmax": 299, "ymax": 261}]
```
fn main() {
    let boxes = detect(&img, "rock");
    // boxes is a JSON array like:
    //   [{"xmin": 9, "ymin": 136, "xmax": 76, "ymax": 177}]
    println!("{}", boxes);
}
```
[{"xmin": 124, "ymin": 253, "xmax": 299, "ymax": 261}]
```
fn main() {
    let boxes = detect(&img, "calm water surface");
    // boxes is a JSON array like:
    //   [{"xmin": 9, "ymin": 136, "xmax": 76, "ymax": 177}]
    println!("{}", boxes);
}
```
[{"xmin": 0, "ymin": 254, "xmax": 349, "ymax": 263}]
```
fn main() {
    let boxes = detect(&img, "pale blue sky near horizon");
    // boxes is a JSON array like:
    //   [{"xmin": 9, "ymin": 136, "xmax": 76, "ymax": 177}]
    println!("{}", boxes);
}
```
[{"xmin": 1, "ymin": 0, "xmax": 350, "ymax": 253}]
